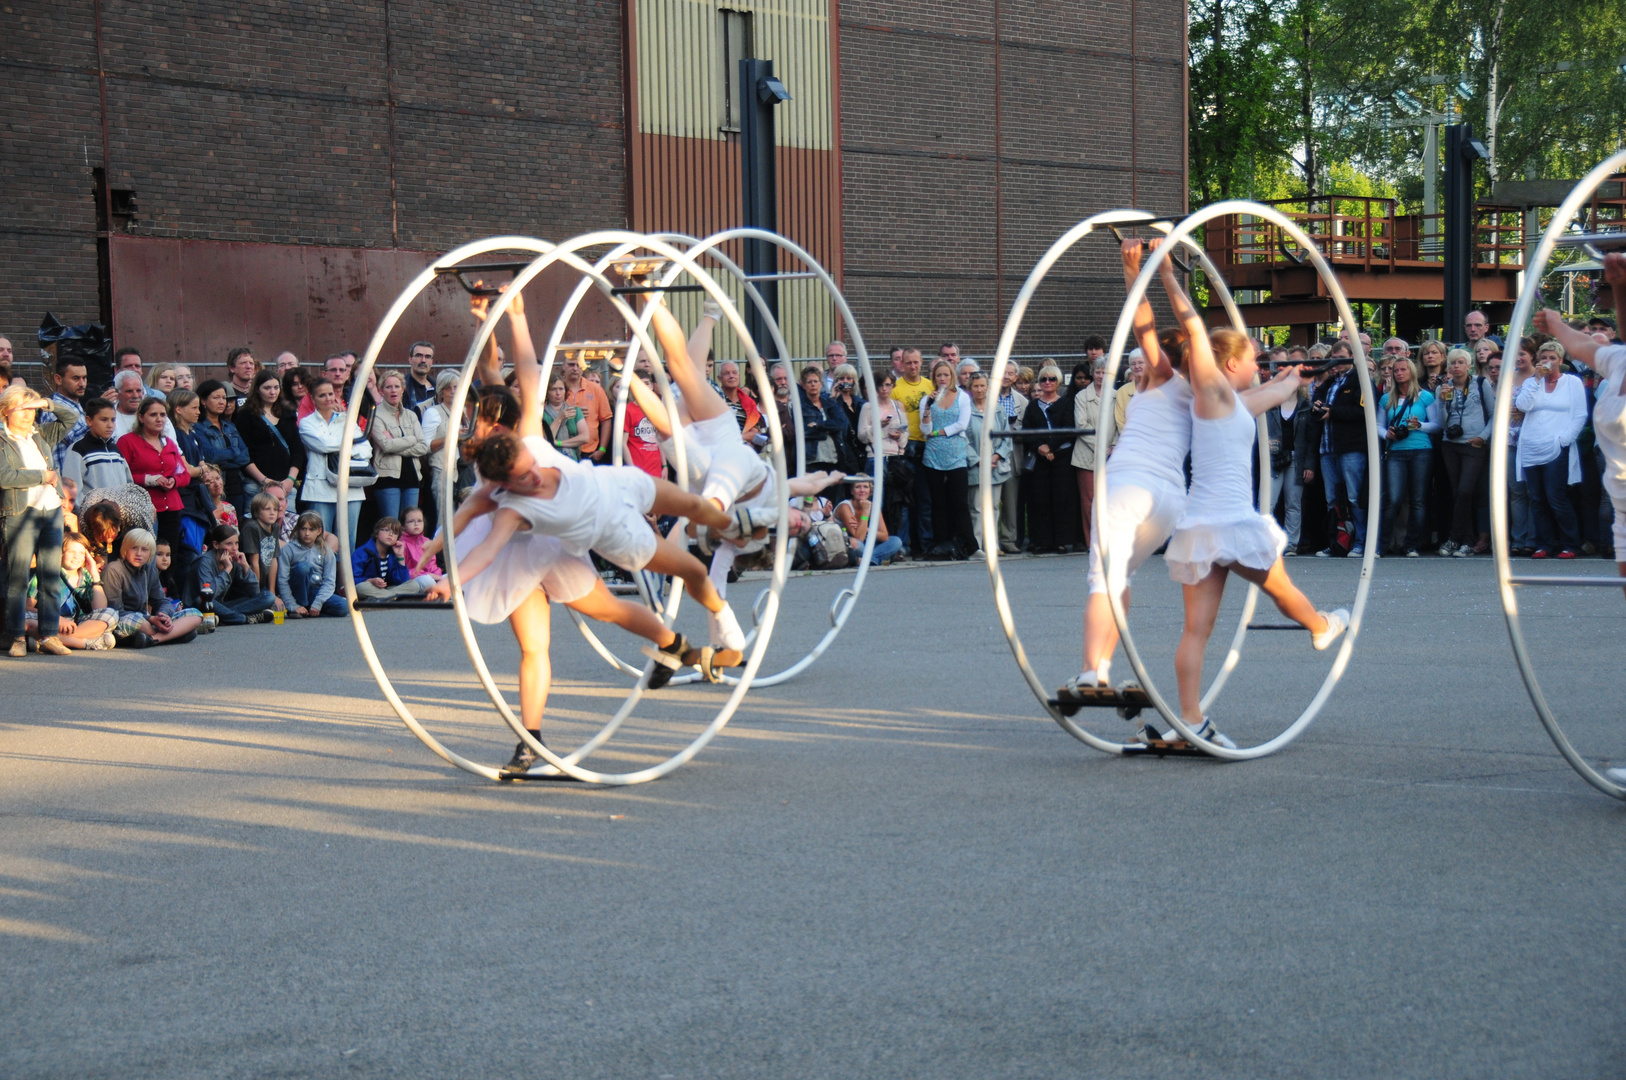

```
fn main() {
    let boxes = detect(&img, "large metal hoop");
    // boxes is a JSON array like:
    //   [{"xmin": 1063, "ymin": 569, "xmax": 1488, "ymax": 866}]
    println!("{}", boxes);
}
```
[
  {"xmin": 1490, "ymin": 147, "xmax": 1626, "ymax": 800},
  {"xmin": 1101, "ymin": 200, "xmax": 1380, "ymax": 760},
  {"xmin": 561, "ymin": 228, "xmax": 881, "ymax": 688},
  {"xmin": 979, "ymin": 210, "xmax": 1267, "ymax": 755},
  {"xmin": 342, "ymin": 230, "xmax": 792, "ymax": 785}
]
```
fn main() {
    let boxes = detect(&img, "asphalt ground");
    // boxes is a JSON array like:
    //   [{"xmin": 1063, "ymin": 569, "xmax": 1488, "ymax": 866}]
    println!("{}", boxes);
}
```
[{"xmin": 2, "ymin": 553, "xmax": 1623, "ymax": 1079}]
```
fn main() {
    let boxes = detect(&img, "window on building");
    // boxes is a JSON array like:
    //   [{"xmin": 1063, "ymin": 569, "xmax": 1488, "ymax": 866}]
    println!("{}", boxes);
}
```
[{"xmin": 719, "ymin": 8, "xmax": 754, "ymax": 133}]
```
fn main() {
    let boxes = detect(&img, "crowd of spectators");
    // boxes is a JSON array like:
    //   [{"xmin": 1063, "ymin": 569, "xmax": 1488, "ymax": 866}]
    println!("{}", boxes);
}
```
[{"xmin": 1, "ymin": 302, "xmax": 1618, "ymax": 659}]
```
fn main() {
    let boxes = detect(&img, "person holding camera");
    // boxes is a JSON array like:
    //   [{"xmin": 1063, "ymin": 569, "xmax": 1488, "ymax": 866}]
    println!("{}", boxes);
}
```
[
  {"xmin": 1378, "ymin": 358, "xmax": 1439, "ymax": 557},
  {"xmin": 1515, "ymin": 340, "xmax": 1588, "ymax": 559},
  {"xmin": 1437, "ymin": 348, "xmax": 1494, "ymax": 556}
]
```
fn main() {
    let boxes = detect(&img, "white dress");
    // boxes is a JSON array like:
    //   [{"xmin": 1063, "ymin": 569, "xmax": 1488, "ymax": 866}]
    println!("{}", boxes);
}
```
[
  {"xmin": 455, "ymin": 512, "xmax": 597, "ymax": 623},
  {"xmin": 1164, "ymin": 390, "xmax": 1286, "ymax": 585},
  {"xmin": 453, "ymin": 435, "xmax": 599, "ymax": 624},
  {"xmin": 1086, "ymin": 376, "xmax": 1193, "ymax": 596}
]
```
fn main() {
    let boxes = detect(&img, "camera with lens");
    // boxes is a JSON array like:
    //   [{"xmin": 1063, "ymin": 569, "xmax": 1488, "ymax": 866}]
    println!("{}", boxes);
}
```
[{"xmin": 1446, "ymin": 422, "xmax": 1464, "ymax": 439}]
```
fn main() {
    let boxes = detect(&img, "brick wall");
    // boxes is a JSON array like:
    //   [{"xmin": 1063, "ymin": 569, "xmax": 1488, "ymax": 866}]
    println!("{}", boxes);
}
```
[
  {"xmin": 0, "ymin": 0, "xmax": 1185, "ymax": 373},
  {"xmin": 0, "ymin": 0, "xmax": 627, "ymax": 369},
  {"xmin": 838, "ymin": 0, "xmax": 1187, "ymax": 357}
]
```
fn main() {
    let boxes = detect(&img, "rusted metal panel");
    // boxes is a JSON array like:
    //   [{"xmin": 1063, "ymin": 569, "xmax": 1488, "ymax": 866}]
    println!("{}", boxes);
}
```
[
  {"xmin": 178, "ymin": 242, "xmax": 251, "ymax": 370},
  {"xmin": 240, "ymin": 243, "xmax": 309, "ymax": 362},
  {"xmin": 109, "ymin": 237, "xmax": 185, "ymax": 365},
  {"xmin": 110, "ymin": 236, "xmax": 625, "ymax": 378}
]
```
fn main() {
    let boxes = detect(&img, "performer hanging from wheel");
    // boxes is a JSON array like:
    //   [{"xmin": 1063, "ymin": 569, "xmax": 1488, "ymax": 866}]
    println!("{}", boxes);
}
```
[
  {"xmin": 618, "ymin": 293, "xmax": 848, "ymax": 675},
  {"xmin": 1158, "ymin": 254, "xmax": 1349, "ymax": 747},
  {"xmin": 441, "ymin": 285, "xmax": 748, "ymax": 688},
  {"xmin": 1059, "ymin": 239, "xmax": 1194, "ymax": 741},
  {"xmin": 417, "ymin": 287, "xmax": 724, "ymax": 777}
]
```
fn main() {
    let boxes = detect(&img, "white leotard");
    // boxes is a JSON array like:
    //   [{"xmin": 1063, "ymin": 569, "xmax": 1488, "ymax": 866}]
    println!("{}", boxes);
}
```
[
  {"xmin": 1108, "ymin": 376, "xmax": 1194, "ymax": 491},
  {"xmin": 1178, "ymin": 391, "xmax": 1257, "ymax": 527}
]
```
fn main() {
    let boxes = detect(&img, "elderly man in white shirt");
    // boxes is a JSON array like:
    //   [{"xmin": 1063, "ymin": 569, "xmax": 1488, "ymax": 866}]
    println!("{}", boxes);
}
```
[
  {"xmin": 1513, "ymin": 340, "xmax": 1588, "ymax": 558},
  {"xmin": 110, "ymin": 371, "xmax": 176, "ymax": 443}
]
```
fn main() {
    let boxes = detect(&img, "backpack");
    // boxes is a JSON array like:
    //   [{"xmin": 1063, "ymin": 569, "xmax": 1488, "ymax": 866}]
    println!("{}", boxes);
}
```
[{"xmin": 805, "ymin": 519, "xmax": 850, "ymax": 569}]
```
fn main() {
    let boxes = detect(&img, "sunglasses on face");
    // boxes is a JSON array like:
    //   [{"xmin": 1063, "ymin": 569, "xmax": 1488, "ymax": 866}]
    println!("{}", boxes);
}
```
[{"xmin": 1038, "ymin": 376, "xmax": 1058, "ymax": 383}]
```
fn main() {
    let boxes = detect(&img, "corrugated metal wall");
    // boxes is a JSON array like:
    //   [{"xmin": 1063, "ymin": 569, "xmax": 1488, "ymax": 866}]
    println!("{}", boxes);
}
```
[{"xmin": 629, "ymin": 0, "xmax": 842, "ymax": 363}]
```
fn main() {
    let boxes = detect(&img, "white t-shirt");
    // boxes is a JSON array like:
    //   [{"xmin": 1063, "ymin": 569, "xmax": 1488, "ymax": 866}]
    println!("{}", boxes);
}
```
[{"xmin": 8, "ymin": 433, "xmax": 62, "ymax": 512}]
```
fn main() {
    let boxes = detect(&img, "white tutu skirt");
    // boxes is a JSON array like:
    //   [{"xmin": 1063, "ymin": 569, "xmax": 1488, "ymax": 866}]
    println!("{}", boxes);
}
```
[
  {"xmin": 1164, "ymin": 513, "xmax": 1287, "ymax": 586},
  {"xmin": 455, "ymin": 513, "xmax": 597, "ymax": 624}
]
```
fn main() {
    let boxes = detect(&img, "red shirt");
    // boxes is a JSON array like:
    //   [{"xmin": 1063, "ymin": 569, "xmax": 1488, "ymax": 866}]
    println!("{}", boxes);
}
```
[
  {"xmin": 623, "ymin": 401, "xmax": 664, "ymax": 477},
  {"xmin": 117, "ymin": 432, "xmax": 191, "ymax": 513}
]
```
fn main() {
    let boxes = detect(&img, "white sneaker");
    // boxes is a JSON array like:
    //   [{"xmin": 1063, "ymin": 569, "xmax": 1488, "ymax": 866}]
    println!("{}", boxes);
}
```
[
  {"xmin": 1192, "ymin": 718, "xmax": 1237, "ymax": 749},
  {"xmin": 1438, "ymin": 541, "xmax": 1457, "ymax": 556},
  {"xmin": 709, "ymin": 605, "xmax": 746, "ymax": 651},
  {"xmin": 1312, "ymin": 608, "xmax": 1350, "ymax": 651},
  {"xmin": 1604, "ymin": 766, "xmax": 1626, "ymax": 786}
]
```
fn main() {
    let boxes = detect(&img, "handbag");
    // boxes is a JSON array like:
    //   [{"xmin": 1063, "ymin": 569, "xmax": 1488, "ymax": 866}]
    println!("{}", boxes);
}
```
[{"xmin": 327, "ymin": 433, "xmax": 378, "ymax": 487}]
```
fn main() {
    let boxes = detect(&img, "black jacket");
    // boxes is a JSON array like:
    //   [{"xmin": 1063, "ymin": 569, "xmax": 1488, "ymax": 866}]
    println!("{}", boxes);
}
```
[{"xmin": 1325, "ymin": 372, "xmax": 1369, "ymax": 455}]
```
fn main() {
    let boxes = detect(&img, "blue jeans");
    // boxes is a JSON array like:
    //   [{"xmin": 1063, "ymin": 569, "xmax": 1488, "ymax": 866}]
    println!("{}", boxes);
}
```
[
  {"xmin": 287, "ymin": 561, "xmax": 350, "ymax": 617},
  {"xmin": 4, "ymin": 506, "xmax": 64, "ymax": 640},
  {"xmin": 1509, "ymin": 472, "xmax": 1535, "ymax": 549},
  {"xmin": 1320, "ymin": 449, "xmax": 1369, "ymax": 547},
  {"xmin": 1382, "ymin": 448, "xmax": 1432, "ymax": 552},
  {"xmin": 372, "ymin": 484, "xmax": 419, "ymax": 523},
  {"xmin": 1523, "ymin": 454, "xmax": 1580, "ymax": 552},
  {"xmin": 852, "ymin": 535, "xmax": 903, "ymax": 565},
  {"xmin": 309, "ymin": 500, "xmax": 362, "ymax": 553},
  {"xmin": 214, "ymin": 589, "xmax": 276, "ymax": 626}
]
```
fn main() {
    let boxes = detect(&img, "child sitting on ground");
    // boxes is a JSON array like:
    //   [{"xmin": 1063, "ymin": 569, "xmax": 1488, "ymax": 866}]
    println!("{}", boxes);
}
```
[
  {"xmin": 197, "ymin": 523, "xmax": 277, "ymax": 625},
  {"xmin": 26, "ymin": 531, "xmax": 118, "ymax": 650},
  {"xmin": 153, "ymin": 538, "xmax": 185, "ymax": 603},
  {"xmin": 277, "ymin": 512, "xmax": 350, "ymax": 617},
  {"xmin": 397, "ymin": 505, "xmax": 442, "ymax": 580},
  {"xmin": 100, "ymin": 528, "xmax": 204, "ymax": 648},
  {"xmin": 239, "ymin": 492, "xmax": 284, "ymax": 603},
  {"xmin": 352, "ymin": 516, "xmax": 437, "ymax": 601}
]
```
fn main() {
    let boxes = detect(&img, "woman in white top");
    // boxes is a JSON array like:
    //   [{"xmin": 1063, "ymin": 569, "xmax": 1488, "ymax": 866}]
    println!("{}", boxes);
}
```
[
  {"xmin": 1537, "ymin": 267, "xmax": 1626, "ymax": 569},
  {"xmin": 297, "ymin": 376, "xmax": 371, "ymax": 551},
  {"xmin": 1160, "ymin": 261, "xmax": 1348, "ymax": 745},
  {"xmin": 1513, "ymin": 339, "xmax": 1588, "ymax": 558},
  {"xmin": 1070, "ymin": 363, "xmax": 1105, "ymax": 554},
  {"xmin": 1063, "ymin": 240, "xmax": 1195, "ymax": 700},
  {"xmin": 418, "ymin": 369, "xmax": 461, "ymax": 510},
  {"xmin": 857, "ymin": 372, "xmax": 907, "ymax": 476}
]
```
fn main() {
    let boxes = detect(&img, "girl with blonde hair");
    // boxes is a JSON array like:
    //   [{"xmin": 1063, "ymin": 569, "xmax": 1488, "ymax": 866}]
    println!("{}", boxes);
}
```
[{"xmin": 1379, "ymin": 357, "xmax": 1440, "ymax": 556}]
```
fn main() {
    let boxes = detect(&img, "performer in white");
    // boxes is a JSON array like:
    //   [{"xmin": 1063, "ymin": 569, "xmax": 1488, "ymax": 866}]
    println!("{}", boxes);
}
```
[{"xmin": 1158, "ymin": 254, "xmax": 1349, "ymax": 747}]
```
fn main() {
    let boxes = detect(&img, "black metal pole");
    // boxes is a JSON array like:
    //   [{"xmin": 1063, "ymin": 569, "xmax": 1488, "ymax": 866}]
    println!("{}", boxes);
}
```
[
  {"xmin": 1443, "ymin": 123, "xmax": 1485, "ymax": 344},
  {"xmin": 739, "ymin": 58, "xmax": 788, "ymax": 362}
]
